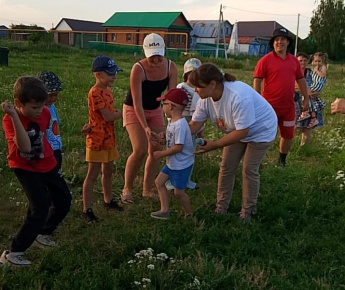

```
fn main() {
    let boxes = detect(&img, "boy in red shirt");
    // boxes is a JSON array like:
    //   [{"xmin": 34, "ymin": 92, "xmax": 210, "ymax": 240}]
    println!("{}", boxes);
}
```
[{"xmin": 0, "ymin": 76, "xmax": 71, "ymax": 266}]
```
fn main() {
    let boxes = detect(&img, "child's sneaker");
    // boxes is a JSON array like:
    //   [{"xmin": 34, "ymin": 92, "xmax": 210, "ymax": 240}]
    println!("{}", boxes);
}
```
[
  {"xmin": 297, "ymin": 111, "xmax": 310, "ymax": 121},
  {"xmin": 103, "ymin": 199, "xmax": 124, "ymax": 211},
  {"xmin": 82, "ymin": 208, "xmax": 98, "ymax": 223},
  {"xmin": 150, "ymin": 211, "xmax": 170, "ymax": 220},
  {"xmin": 34, "ymin": 235, "xmax": 56, "ymax": 249},
  {"xmin": 0, "ymin": 250, "xmax": 31, "ymax": 266},
  {"xmin": 307, "ymin": 117, "xmax": 319, "ymax": 128}
]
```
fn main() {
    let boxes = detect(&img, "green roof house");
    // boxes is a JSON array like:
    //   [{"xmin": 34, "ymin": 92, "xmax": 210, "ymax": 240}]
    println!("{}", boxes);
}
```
[{"xmin": 103, "ymin": 12, "xmax": 192, "ymax": 49}]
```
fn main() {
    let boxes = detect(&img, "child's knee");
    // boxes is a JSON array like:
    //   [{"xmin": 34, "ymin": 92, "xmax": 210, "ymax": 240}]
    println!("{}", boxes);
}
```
[
  {"xmin": 174, "ymin": 190, "xmax": 186, "ymax": 199},
  {"xmin": 155, "ymin": 178, "xmax": 165, "ymax": 189}
]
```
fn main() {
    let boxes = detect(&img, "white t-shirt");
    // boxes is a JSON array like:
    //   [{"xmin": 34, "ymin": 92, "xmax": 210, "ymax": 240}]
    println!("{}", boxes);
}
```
[
  {"xmin": 166, "ymin": 117, "xmax": 194, "ymax": 170},
  {"xmin": 177, "ymin": 82, "xmax": 200, "ymax": 117},
  {"xmin": 192, "ymin": 81, "xmax": 277, "ymax": 143}
]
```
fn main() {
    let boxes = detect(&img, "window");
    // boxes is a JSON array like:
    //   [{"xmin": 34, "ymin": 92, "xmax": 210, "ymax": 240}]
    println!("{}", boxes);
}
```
[
  {"xmin": 181, "ymin": 35, "xmax": 186, "ymax": 45},
  {"xmin": 112, "ymin": 33, "xmax": 116, "ymax": 41},
  {"xmin": 176, "ymin": 35, "xmax": 180, "ymax": 44},
  {"xmin": 169, "ymin": 34, "xmax": 174, "ymax": 44},
  {"xmin": 126, "ymin": 33, "xmax": 132, "ymax": 42}
]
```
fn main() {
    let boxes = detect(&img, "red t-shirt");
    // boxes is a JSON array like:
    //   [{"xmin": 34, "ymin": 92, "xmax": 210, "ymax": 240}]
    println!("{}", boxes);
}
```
[
  {"xmin": 2, "ymin": 106, "xmax": 57, "ymax": 172},
  {"xmin": 86, "ymin": 86, "xmax": 116, "ymax": 151},
  {"xmin": 254, "ymin": 52, "xmax": 304, "ymax": 109}
]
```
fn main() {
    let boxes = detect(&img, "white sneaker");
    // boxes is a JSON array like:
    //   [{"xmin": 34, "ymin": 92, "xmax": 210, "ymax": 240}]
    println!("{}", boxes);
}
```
[
  {"xmin": 0, "ymin": 250, "xmax": 31, "ymax": 266},
  {"xmin": 34, "ymin": 235, "xmax": 56, "ymax": 249}
]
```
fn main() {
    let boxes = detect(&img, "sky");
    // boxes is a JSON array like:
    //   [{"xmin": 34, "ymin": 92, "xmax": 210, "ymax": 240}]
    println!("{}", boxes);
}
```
[{"xmin": 0, "ymin": 0, "xmax": 318, "ymax": 39}]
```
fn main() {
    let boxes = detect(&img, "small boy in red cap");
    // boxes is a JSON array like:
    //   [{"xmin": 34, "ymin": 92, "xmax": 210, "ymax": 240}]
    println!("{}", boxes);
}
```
[{"xmin": 151, "ymin": 88, "xmax": 194, "ymax": 219}]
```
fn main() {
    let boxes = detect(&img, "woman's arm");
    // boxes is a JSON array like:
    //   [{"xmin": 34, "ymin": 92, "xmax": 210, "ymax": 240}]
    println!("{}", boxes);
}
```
[
  {"xmin": 189, "ymin": 120, "xmax": 205, "ymax": 135},
  {"xmin": 130, "ymin": 63, "xmax": 151, "ymax": 134},
  {"xmin": 196, "ymin": 128, "xmax": 250, "ymax": 154},
  {"xmin": 168, "ymin": 60, "xmax": 178, "ymax": 89}
]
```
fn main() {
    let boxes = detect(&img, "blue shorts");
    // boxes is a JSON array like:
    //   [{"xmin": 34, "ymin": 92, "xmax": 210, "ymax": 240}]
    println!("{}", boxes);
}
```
[{"xmin": 161, "ymin": 164, "xmax": 193, "ymax": 190}]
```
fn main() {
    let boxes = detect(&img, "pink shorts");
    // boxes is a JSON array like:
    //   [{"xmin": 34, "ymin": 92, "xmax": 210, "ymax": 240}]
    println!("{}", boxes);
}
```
[
  {"xmin": 274, "ymin": 106, "xmax": 295, "ymax": 139},
  {"xmin": 122, "ymin": 104, "xmax": 164, "ymax": 127}
]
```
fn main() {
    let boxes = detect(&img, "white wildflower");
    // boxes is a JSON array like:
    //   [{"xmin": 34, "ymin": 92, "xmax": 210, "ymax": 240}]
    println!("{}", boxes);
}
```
[
  {"xmin": 147, "ymin": 264, "xmax": 155, "ymax": 270},
  {"xmin": 142, "ymin": 278, "xmax": 151, "ymax": 283},
  {"xmin": 134, "ymin": 281, "xmax": 141, "ymax": 285},
  {"xmin": 157, "ymin": 253, "xmax": 169, "ymax": 261},
  {"xmin": 192, "ymin": 277, "xmax": 201, "ymax": 286},
  {"xmin": 128, "ymin": 260, "xmax": 134, "ymax": 264}
]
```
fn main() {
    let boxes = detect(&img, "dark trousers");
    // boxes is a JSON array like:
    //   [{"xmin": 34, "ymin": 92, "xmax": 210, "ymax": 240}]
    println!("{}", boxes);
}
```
[
  {"xmin": 11, "ymin": 167, "xmax": 72, "ymax": 252},
  {"xmin": 54, "ymin": 149, "xmax": 62, "ymax": 173}
]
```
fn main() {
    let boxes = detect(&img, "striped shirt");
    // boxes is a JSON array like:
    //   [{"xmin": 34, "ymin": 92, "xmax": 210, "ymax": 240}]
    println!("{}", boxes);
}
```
[{"xmin": 309, "ymin": 69, "xmax": 327, "ymax": 92}]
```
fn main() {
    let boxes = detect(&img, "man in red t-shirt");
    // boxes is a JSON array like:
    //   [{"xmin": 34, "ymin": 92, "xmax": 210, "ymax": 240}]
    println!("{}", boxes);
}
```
[{"xmin": 253, "ymin": 28, "xmax": 309, "ymax": 166}]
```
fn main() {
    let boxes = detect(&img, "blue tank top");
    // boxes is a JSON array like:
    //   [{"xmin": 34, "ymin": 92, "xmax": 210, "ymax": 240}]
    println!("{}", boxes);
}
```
[{"xmin": 124, "ymin": 60, "xmax": 171, "ymax": 110}]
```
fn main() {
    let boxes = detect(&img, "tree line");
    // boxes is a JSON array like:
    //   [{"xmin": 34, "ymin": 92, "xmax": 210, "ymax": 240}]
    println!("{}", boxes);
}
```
[{"xmin": 299, "ymin": 0, "xmax": 345, "ymax": 60}]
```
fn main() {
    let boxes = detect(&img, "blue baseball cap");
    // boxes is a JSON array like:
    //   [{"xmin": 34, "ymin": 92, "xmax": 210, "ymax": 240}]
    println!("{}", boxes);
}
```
[{"xmin": 91, "ymin": 55, "xmax": 123, "ymax": 75}]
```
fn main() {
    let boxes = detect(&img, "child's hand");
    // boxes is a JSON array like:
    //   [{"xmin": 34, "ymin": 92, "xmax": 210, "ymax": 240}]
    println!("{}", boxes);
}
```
[
  {"xmin": 153, "ymin": 150, "xmax": 164, "ymax": 160},
  {"xmin": 114, "ymin": 109, "xmax": 122, "ymax": 120},
  {"xmin": 1, "ymin": 101, "xmax": 17, "ymax": 117},
  {"xmin": 81, "ymin": 123, "xmax": 91, "ymax": 135}
]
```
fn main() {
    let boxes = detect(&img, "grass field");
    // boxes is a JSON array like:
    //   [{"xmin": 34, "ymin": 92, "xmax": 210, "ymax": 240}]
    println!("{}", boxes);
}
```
[{"xmin": 1, "ymin": 40, "xmax": 345, "ymax": 289}]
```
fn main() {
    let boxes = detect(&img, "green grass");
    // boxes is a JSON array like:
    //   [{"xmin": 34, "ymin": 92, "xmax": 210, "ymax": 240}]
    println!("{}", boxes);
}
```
[{"xmin": 1, "ymin": 40, "xmax": 345, "ymax": 289}]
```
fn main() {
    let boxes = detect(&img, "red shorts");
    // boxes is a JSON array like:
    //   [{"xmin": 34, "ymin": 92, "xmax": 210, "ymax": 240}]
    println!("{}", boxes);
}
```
[
  {"xmin": 122, "ymin": 104, "xmax": 164, "ymax": 127},
  {"xmin": 274, "ymin": 106, "xmax": 295, "ymax": 139}
]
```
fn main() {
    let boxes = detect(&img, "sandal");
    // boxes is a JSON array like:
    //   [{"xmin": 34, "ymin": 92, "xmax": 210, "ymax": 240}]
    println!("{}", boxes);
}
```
[
  {"xmin": 120, "ymin": 191, "xmax": 134, "ymax": 204},
  {"xmin": 142, "ymin": 191, "xmax": 159, "ymax": 202},
  {"xmin": 307, "ymin": 117, "xmax": 319, "ymax": 129},
  {"xmin": 297, "ymin": 111, "xmax": 310, "ymax": 122}
]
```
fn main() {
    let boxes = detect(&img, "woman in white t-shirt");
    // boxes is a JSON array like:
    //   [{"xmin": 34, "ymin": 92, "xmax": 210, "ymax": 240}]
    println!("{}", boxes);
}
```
[{"xmin": 189, "ymin": 63, "xmax": 277, "ymax": 221}]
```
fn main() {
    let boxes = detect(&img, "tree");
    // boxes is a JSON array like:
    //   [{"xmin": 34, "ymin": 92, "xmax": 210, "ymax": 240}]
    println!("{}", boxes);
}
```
[
  {"xmin": 9, "ymin": 24, "xmax": 51, "ymax": 44},
  {"xmin": 310, "ymin": 0, "xmax": 345, "ymax": 59}
]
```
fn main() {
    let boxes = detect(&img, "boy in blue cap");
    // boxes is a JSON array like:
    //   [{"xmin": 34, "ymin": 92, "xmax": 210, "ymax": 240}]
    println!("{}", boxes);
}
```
[
  {"xmin": 82, "ymin": 55, "xmax": 124, "ymax": 222},
  {"xmin": 38, "ymin": 71, "xmax": 63, "ymax": 173}
]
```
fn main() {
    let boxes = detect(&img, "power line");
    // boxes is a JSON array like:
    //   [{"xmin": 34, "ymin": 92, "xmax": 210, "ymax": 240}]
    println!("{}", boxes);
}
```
[{"xmin": 223, "ymin": 5, "xmax": 310, "ymax": 18}]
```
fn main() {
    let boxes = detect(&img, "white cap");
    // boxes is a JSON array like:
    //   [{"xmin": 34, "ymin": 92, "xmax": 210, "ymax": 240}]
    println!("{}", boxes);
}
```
[{"xmin": 143, "ymin": 33, "xmax": 165, "ymax": 58}]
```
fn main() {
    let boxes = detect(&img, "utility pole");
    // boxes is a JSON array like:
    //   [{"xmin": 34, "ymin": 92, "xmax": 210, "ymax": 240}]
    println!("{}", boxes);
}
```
[
  {"xmin": 294, "ymin": 13, "xmax": 300, "ymax": 56},
  {"xmin": 216, "ymin": 4, "xmax": 228, "ymax": 59}
]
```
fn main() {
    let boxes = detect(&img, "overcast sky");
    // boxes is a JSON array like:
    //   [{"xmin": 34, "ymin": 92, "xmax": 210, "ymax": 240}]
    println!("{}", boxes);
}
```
[{"xmin": 0, "ymin": 0, "xmax": 317, "ymax": 38}]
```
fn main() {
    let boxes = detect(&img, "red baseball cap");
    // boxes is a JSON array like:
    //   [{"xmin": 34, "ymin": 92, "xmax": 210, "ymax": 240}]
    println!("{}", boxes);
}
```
[{"xmin": 157, "ymin": 88, "xmax": 188, "ymax": 106}]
